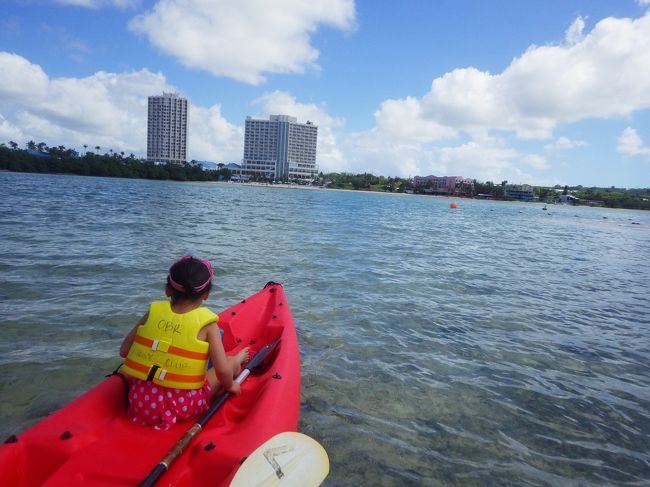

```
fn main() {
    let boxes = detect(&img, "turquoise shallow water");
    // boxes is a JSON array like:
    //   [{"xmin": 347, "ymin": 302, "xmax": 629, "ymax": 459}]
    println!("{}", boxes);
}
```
[{"xmin": 1, "ymin": 172, "xmax": 649, "ymax": 486}]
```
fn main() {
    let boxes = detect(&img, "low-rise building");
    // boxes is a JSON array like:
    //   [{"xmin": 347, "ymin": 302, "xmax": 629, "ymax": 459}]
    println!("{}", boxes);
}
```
[
  {"xmin": 504, "ymin": 184, "xmax": 535, "ymax": 201},
  {"xmin": 225, "ymin": 162, "xmax": 242, "ymax": 177},
  {"xmin": 413, "ymin": 175, "xmax": 474, "ymax": 195},
  {"xmin": 558, "ymin": 194, "xmax": 579, "ymax": 205},
  {"xmin": 196, "ymin": 160, "xmax": 218, "ymax": 170}
]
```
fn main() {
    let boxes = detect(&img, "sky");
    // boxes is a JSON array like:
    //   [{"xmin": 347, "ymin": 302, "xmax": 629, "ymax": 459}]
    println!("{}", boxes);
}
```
[{"xmin": 1, "ymin": 0, "xmax": 650, "ymax": 188}]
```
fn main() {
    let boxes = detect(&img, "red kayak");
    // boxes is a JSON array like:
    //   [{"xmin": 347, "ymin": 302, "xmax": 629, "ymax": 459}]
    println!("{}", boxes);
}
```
[{"xmin": 0, "ymin": 283, "xmax": 300, "ymax": 486}]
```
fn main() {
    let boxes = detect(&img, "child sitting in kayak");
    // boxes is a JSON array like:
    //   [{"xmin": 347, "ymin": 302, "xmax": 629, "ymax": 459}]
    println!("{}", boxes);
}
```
[{"xmin": 119, "ymin": 255, "xmax": 249, "ymax": 430}]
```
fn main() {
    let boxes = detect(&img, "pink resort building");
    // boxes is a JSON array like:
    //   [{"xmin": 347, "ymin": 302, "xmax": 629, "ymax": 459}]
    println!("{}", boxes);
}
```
[{"xmin": 413, "ymin": 175, "xmax": 474, "ymax": 195}]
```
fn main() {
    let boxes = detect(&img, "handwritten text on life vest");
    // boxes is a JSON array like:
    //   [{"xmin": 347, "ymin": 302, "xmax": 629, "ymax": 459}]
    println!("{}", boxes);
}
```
[{"xmin": 157, "ymin": 319, "xmax": 182, "ymax": 334}]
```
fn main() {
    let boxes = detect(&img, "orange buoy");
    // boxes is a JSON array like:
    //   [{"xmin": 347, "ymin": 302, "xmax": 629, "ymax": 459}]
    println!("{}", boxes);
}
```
[{"xmin": 450, "ymin": 202, "xmax": 458, "ymax": 209}]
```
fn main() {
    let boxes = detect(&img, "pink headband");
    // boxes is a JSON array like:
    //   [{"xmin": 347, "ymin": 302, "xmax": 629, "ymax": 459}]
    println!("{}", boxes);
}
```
[{"xmin": 167, "ymin": 255, "xmax": 214, "ymax": 293}]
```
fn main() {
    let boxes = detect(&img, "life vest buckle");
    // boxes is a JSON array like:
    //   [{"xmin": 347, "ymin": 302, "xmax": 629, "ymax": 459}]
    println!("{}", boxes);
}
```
[
  {"xmin": 145, "ymin": 364, "xmax": 169, "ymax": 383},
  {"xmin": 151, "ymin": 339, "xmax": 171, "ymax": 352}
]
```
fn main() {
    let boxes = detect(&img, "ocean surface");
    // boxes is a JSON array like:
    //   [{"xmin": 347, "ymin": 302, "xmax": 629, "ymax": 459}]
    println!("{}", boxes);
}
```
[{"xmin": 1, "ymin": 171, "xmax": 649, "ymax": 486}]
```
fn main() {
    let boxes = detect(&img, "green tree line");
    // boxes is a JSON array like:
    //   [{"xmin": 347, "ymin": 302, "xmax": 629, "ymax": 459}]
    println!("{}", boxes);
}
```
[
  {"xmin": 320, "ymin": 172, "xmax": 409, "ymax": 192},
  {"xmin": 3, "ymin": 141, "xmax": 648, "ymax": 209},
  {"xmin": 570, "ymin": 186, "xmax": 650, "ymax": 210},
  {"xmin": 0, "ymin": 143, "xmax": 231, "ymax": 182},
  {"xmin": 532, "ymin": 185, "xmax": 650, "ymax": 210}
]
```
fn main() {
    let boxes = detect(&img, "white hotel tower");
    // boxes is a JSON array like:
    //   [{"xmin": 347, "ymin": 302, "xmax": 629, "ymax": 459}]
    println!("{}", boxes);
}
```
[
  {"xmin": 147, "ymin": 93, "xmax": 188, "ymax": 164},
  {"xmin": 241, "ymin": 115, "xmax": 318, "ymax": 181}
]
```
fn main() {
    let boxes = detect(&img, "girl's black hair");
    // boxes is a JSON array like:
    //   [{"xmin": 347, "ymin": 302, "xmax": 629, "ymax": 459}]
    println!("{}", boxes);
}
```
[{"xmin": 166, "ymin": 257, "xmax": 212, "ymax": 301}]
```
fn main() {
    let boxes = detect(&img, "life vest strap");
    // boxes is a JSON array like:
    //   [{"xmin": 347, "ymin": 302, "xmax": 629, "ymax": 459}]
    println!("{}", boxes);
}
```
[
  {"xmin": 151, "ymin": 340, "xmax": 169, "ymax": 352},
  {"xmin": 134, "ymin": 335, "xmax": 209, "ymax": 360},
  {"xmin": 146, "ymin": 364, "xmax": 160, "ymax": 382},
  {"xmin": 123, "ymin": 358, "xmax": 205, "ymax": 384}
]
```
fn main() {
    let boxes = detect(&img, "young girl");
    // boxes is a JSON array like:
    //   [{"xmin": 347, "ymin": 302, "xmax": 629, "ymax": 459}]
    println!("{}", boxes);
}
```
[{"xmin": 119, "ymin": 255, "xmax": 249, "ymax": 430}]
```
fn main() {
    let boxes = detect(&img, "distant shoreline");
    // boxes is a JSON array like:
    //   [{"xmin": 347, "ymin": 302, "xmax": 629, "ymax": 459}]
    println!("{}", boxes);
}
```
[
  {"xmin": 2, "ymin": 167, "xmax": 648, "ymax": 210},
  {"xmin": 207, "ymin": 181, "xmax": 650, "ymax": 213},
  {"xmin": 209, "ymin": 180, "xmax": 412, "ymax": 196}
]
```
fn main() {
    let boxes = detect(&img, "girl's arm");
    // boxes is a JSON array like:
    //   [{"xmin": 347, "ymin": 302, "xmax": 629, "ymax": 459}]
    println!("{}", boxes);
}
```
[
  {"xmin": 119, "ymin": 312, "xmax": 148, "ymax": 358},
  {"xmin": 205, "ymin": 322, "xmax": 240, "ymax": 395}
]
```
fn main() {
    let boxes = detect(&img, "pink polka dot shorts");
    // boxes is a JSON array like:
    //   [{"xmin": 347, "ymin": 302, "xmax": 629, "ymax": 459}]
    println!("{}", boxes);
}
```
[{"xmin": 126, "ymin": 377, "xmax": 212, "ymax": 430}]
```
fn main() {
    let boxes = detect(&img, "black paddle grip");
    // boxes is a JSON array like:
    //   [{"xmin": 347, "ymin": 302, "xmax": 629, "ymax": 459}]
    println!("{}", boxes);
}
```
[{"xmin": 139, "ymin": 464, "xmax": 167, "ymax": 487}]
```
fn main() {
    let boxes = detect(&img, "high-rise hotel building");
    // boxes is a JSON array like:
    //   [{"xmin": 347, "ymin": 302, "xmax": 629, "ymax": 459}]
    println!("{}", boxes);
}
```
[
  {"xmin": 147, "ymin": 93, "xmax": 188, "ymax": 164},
  {"xmin": 241, "ymin": 115, "xmax": 318, "ymax": 181}
]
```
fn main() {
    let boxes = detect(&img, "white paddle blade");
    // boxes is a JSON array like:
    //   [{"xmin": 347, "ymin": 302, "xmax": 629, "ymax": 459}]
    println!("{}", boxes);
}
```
[{"xmin": 230, "ymin": 432, "xmax": 329, "ymax": 487}]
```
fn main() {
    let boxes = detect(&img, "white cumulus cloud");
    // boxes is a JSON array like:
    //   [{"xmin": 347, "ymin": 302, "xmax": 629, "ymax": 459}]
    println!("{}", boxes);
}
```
[
  {"xmin": 0, "ymin": 51, "xmax": 241, "ymax": 163},
  {"xmin": 617, "ymin": 127, "xmax": 650, "ymax": 157},
  {"xmin": 189, "ymin": 105, "xmax": 243, "ymax": 163},
  {"xmin": 348, "ymin": 11, "xmax": 650, "ymax": 182},
  {"xmin": 0, "ymin": 114, "xmax": 22, "ymax": 143},
  {"xmin": 374, "ymin": 12, "xmax": 650, "ymax": 142},
  {"xmin": 341, "ymin": 129, "xmax": 538, "ymax": 183},
  {"xmin": 129, "ymin": 0, "xmax": 356, "ymax": 85},
  {"xmin": 0, "ymin": 52, "xmax": 166, "ymax": 153},
  {"xmin": 521, "ymin": 154, "xmax": 548, "ymax": 170},
  {"xmin": 544, "ymin": 136, "xmax": 588, "ymax": 151},
  {"xmin": 565, "ymin": 16, "xmax": 586, "ymax": 45},
  {"xmin": 0, "ymin": 53, "xmax": 324, "ymax": 164},
  {"xmin": 375, "ymin": 96, "xmax": 457, "ymax": 143},
  {"xmin": 435, "ymin": 136, "xmax": 522, "ymax": 182}
]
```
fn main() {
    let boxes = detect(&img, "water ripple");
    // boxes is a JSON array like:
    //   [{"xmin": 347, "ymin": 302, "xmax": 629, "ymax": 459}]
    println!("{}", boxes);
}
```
[{"xmin": 1, "ymin": 173, "xmax": 649, "ymax": 486}]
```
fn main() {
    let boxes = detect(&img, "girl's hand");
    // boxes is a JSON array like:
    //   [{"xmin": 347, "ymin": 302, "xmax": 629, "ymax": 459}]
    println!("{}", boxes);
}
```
[{"xmin": 227, "ymin": 381, "xmax": 241, "ymax": 396}]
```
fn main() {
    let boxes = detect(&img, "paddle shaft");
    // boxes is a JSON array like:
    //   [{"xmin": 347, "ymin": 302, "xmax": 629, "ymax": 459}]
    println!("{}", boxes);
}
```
[{"xmin": 139, "ymin": 340, "xmax": 279, "ymax": 487}]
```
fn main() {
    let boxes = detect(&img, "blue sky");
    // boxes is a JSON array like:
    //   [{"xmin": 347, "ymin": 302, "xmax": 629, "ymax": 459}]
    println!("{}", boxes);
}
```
[{"xmin": 1, "ymin": 0, "xmax": 650, "ymax": 187}]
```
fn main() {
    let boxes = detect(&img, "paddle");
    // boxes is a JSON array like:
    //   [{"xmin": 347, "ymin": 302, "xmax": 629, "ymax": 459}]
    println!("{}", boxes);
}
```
[
  {"xmin": 230, "ymin": 432, "xmax": 330, "ymax": 487},
  {"xmin": 139, "ymin": 339, "xmax": 281, "ymax": 487}
]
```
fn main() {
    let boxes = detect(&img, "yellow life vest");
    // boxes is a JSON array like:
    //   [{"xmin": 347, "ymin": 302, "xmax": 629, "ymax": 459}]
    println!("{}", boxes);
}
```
[{"xmin": 122, "ymin": 301, "xmax": 218, "ymax": 390}]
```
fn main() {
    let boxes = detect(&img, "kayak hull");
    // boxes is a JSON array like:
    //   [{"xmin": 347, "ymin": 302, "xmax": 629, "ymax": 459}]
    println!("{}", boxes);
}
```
[{"xmin": 0, "ymin": 283, "xmax": 300, "ymax": 487}]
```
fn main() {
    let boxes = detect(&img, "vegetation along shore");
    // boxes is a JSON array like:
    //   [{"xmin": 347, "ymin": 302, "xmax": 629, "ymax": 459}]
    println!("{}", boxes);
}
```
[{"xmin": 1, "ymin": 142, "xmax": 648, "ymax": 210}]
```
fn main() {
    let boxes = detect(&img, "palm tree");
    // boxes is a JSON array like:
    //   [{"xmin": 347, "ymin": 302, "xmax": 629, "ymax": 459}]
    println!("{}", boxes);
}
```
[
  {"xmin": 95, "ymin": 146, "xmax": 101, "ymax": 152},
  {"xmin": 27, "ymin": 140, "xmax": 36, "ymax": 150},
  {"xmin": 83, "ymin": 144, "xmax": 88, "ymax": 155},
  {"xmin": 9, "ymin": 141, "xmax": 18, "ymax": 150}
]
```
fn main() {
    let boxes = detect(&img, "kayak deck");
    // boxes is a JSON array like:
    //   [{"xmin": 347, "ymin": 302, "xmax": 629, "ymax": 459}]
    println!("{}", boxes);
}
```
[{"xmin": 0, "ymin": 283, "xmax": 300, "ymax": 487}]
